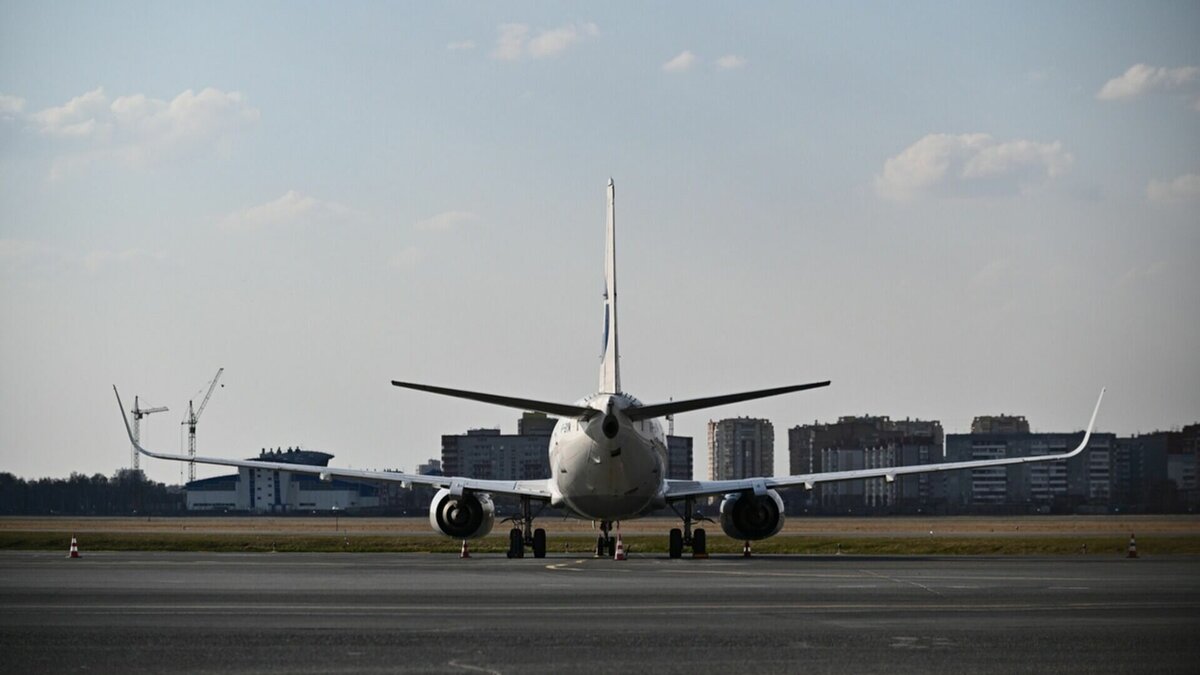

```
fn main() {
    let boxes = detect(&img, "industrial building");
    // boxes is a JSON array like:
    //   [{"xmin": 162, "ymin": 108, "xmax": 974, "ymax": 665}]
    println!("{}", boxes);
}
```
[{"xmin": 185, "ymin": 448, "xmax": 381, "ymax": 513}]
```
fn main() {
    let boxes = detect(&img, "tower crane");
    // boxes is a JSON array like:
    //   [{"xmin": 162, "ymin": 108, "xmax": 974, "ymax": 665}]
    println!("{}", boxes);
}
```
[
  {"xmin": 182, "ymin": 367, "xmax": 224, "ymax": 483},
  {"xmin": 130, "ymin": 396, "xmax": 169, "ymax": 472}
]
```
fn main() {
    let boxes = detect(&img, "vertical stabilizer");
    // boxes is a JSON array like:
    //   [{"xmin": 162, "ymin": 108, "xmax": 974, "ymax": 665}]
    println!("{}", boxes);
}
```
[{"xmin": 599, "ymin": 178, "xmax": 621, "ymax": 393}]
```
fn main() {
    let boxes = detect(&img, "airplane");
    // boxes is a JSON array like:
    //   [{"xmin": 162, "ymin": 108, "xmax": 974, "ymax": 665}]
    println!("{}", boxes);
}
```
[{"xmin": 115, "ymin": 179, "xmax": 1106, "ymax": 559}]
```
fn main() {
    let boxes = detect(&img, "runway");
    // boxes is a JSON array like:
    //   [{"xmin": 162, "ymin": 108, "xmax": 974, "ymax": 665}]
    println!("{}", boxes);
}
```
[{"xmin": 2, "ymin": 551, "xmax": 1197, "ymax": 673}]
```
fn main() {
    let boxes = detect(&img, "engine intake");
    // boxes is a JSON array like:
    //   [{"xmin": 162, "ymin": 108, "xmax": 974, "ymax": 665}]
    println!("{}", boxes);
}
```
[
  {"xmin": 429, "ymin": 488, "xmax": 495, "ymax": 540},
  {"xmin": 719, "ymin": 490, "xmax": 785, "ymax": 541}
]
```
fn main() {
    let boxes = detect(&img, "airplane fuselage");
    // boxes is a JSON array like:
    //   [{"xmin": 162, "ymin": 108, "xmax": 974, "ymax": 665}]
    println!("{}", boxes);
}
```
[{"xmin": 548, "ymin": 393, "xmax": 668, "ymax": 520}]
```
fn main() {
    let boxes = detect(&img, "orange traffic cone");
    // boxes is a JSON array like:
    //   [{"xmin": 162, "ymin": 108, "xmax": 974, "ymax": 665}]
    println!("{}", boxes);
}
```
[
  {"xmin": 67, "ymin": 536, "xmax": 80, "ymax": 559},
  {"xmin": 460, "ymin": 540, "xmax": 471, "ymax": 559},
  {"xmin": 613, "ymin": 534, "xmax": 626, "ymax": 561},
  {"xmin": 1127, "ymin": 533, "xmax": 1138, "ymax": 559},
  {"xmin": 743, "ymin": 540, "xmax": 752, "ymax": 558}
]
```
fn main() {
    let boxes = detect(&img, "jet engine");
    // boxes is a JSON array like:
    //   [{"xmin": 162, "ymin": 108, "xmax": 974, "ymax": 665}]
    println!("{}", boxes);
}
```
[
  {"xmin": 719, "ymin": 490, "xmax": 785, "ymax": 540},
  {"xmin": 429, "ymin": 488, "xmax": 495, "ymax": 540}
]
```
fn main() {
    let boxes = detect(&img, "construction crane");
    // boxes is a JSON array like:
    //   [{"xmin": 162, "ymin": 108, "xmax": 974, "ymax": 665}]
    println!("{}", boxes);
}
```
[
  {"xmin": 182, "ymin": 367, "xmax": 224, "ymax": 483},
  {"xmin": 129, "ymin": 396, "xmax": 169, "ymax": 472}
]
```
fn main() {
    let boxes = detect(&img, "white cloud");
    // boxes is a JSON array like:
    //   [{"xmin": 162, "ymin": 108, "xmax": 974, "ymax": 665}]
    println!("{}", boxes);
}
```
[
  {"xmin": 491, "ymin": 22, "xmax": 597, "ymax": 61},
  {"xmin": 83, "ymin": 248, "xmax": 166, "ymax": 273},
  {"xmin": 29, "ymin": 86, "xmax": 259, "ymax": 172},
  {"xmin": 662, "ymin": 50, "xmax": 697, "ymax": 73},
  {"xmin": 447, "ymin": 40, "xmax": 475, "ymax": 51},
  {"xmin": 219, "ymin": 191, "xmax": 356, "ymax": 231},
  {"xmin": 1097, "ymin": 63, "xmax": 1199, "ymax": 101},
  {"xmin": 32, "ymin": 87, "xmax": 110, "ymax": 138},
  {"xmin": 413, "ymin": 210, "xmax": 479, "ymax": 231},
  {"xmin": 1146, "ymin": 173, "xmax": 1200, "ymax": 203},
  {"xmin": 715, "ymin": 54, "xmax": 747, "ymax": 71},
  {"xmin": 875, "ymin": 133, "xmax": 1072, "ymax": 200},
  {"xmin": 0, "ymin": 94, "xmax": 26, "ymax": 117}
]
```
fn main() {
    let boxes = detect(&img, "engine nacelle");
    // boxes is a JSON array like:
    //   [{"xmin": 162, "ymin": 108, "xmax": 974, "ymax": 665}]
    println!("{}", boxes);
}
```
[
  {"xmin": 719, "ymin": 490, "xmax": 785, "ymax": 541},
  {"xmin": 428, "ymin": 488, "xmax": 495, "ymax": 540}
]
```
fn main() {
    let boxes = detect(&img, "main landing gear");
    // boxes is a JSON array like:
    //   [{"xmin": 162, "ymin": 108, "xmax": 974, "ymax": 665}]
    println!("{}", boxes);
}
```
[
  {"xmin": 506, "ymin": 496, "xmax": 547, "ymax": 559},
  {"xmin": 668, "ymin": 496, "xmax": 709, "ymax": 559}
]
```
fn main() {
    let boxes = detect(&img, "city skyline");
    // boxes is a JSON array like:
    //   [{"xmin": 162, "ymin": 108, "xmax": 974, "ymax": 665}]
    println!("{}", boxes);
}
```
[{"xmin": 2, "ymin": 3, "xmax": 1198, "ymax": 484}]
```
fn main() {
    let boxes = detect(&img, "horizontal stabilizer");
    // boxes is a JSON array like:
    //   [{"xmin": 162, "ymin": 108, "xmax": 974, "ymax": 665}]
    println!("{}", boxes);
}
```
[
  {"xmin": 391, "ymin": 380, "xmax": 596, "ymax": 419},
  {"xmin": 626, "ymin": 380, "xmax": 831, "ymax": 421}
]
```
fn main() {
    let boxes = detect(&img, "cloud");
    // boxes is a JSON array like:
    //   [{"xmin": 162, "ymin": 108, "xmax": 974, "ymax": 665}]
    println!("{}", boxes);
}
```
[
  {"xmin": 413, "ymin": 210, "xmax": 479, "ymax": 231},
  {"xmin": 82, "ymin": 248, "xmax": 166, "ymax": 273},
  {"xmin": 1097, "ymin": 63, "xmax": 1199, "ymax": 101},
  {"xmin": 875, "ymin": 133, "xmax": 1072, "ymax": 200},
  {"xmin": 491, "ymin": 22, "xmax": 598, "ymax": 61},
  {"xmin": 0, "ymin": 94, "xmax": 26, "ymax": 118},
  {"xmin": 25, "ymin": 87, "xmax": 259, "ymax": 173},
  {"xmin": 662, "ymin": 50, "xmax": 697, "ymax": 73},
  {"xmin": 715, "ymin": 54, "xmax": 747, "ymax": 71},
  {"xmin": 219, "ymin": 191, "xmax": 356, "ymax": 231},
  {"xmin": 1146, "ymin": 173, "xmax": 1200, "ymax": 203},
  {"xmin": 31, "ymin": 87, "xmax": 110, "ymax": 138},
  {"xmin": 447, "ymin": 40, "xmax": 475, "ymax": 51}
]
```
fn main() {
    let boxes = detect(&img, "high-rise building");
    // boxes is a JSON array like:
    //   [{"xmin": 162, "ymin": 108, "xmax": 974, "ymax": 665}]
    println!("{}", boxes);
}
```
[
  {"xmin": 970, "ymin": 415, "xmax": 1031, "ymax": 434},
  {"xmin": 666, "ymin": 434, "xmax": 693, "ymax": 480},
  {"xmin": 708, "ymin": 418, "xmax": 773, "ymax": 481},
  {"xmin": 788, "ymin": 416, "xmax": 943, "ymax": 514}
]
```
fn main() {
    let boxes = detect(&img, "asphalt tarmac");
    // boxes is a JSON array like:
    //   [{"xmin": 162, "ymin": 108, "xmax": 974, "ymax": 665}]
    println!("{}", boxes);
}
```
[{"xmin": 2, "ymin": 550, "xmax": 1197, "ymax": 674}]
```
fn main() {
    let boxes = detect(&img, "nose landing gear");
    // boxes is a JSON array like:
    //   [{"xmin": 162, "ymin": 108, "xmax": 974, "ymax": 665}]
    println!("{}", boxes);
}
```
[{"xmin": 595, "ymin": 520, "xmax": 616, "ymax": 557}]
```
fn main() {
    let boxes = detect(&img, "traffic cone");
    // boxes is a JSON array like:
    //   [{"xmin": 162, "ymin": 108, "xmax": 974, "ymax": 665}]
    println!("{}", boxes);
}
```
[
  {"xmin": 743, "ymin": 540, "xmax": 752, "ymax": 558},
  {"xmin": 1127, "ymin": 533, "xmax": 1138, "ymax": 559},
  {"xmin": 67, "ymin": 536, "xmax": 80, "ymax": 559},
  {"xmin": 460, "ymin": 540, "xmax": 471, "ymax": 559},
  {"xmin": 613, "ymin": 534, "xmax": 626, "ymax": 561}
]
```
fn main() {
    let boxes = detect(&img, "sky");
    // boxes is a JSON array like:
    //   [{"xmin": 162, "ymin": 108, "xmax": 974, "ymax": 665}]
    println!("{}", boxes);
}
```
[{"xmin": 1, "ymin": 2, "xmax": 1198, "ymax": 484}]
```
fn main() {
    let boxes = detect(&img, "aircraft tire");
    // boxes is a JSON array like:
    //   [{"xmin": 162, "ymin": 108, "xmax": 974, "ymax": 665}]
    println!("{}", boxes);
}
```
[
  {"xmin": 669, "ymin": 528, "xmax": 683, "ymax": 558},
  {"xmin": 533, "ymin": 528, "xmax": 546, "ymax": 558}
]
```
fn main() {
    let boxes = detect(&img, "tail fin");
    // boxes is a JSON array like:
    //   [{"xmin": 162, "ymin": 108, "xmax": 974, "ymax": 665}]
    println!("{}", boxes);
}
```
[{"xmin": 599, "ymin": 178, "xmax": 621, "ymax": 393}]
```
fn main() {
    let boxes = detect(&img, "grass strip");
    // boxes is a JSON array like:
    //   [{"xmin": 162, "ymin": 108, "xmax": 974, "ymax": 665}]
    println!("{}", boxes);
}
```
[{"xmin": 4, "ymin": 531, "xmax": 1199, "ymax": 555}]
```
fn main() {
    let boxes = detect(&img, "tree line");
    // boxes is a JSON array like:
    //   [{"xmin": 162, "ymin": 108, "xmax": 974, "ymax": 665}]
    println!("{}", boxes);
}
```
[{"xmin": 0, "ymin": 470, "xmax": 185, "ymax": 515}]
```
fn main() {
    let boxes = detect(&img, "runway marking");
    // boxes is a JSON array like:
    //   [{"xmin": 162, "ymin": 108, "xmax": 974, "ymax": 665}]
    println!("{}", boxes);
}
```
[
  {"xmin": 448, "ymin": 660, "xmax": 502, "ymax": 675},
  {"xmin": 9, "ymin": 601, "xmax": 1195, "ymax": 615},
  {"xmin": 544, "ymin": 559, "xmax": 587, "ymax": 572},
  {"xmin": 859, "ymin": 569, "xmax": 943, "ymax": 596}
]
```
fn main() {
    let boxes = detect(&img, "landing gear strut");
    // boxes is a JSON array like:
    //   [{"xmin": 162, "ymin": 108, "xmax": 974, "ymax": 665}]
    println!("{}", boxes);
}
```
[
  {"xmin": 595, "ymin": 520, "xmax": 615, "ymax": 557},
  {"xmin": 506, "ymin": 496, "xmax": 547, "ymax": 559},
  {"xmin": 668, "ymin": 496, "xmax": 708, "ymax": 559}
]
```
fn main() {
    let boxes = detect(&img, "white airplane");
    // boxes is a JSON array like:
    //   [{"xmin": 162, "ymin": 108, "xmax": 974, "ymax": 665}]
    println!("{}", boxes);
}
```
[{"xmin": 115, "ymin": 179, "xmax": 1105, "ymax": 559}]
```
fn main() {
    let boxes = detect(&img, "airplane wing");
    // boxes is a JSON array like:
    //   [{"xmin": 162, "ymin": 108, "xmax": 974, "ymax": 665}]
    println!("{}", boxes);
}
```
[
  {"xmin": 113, "ymin": 386, "xmax": 552, "ymax": 500},
  {"xmin": 664, "ymin": 388, "xmax": 1105, "ymax": 500}
]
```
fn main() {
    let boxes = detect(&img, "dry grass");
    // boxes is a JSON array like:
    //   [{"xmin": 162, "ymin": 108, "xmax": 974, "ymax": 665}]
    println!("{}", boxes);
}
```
[{"xmin": 2, "ymin": 515, "xmax": 1197, "ymax": 555}]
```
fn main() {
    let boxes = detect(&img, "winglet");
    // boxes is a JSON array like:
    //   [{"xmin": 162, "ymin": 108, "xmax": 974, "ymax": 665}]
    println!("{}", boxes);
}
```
[
  {"xmin": 113, "ymin": 385, "xmax": 137, "ymax": 448},
  {"xmin": 1065, "ymin": 387, "xmax": 1106, "ymax": 458}
]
